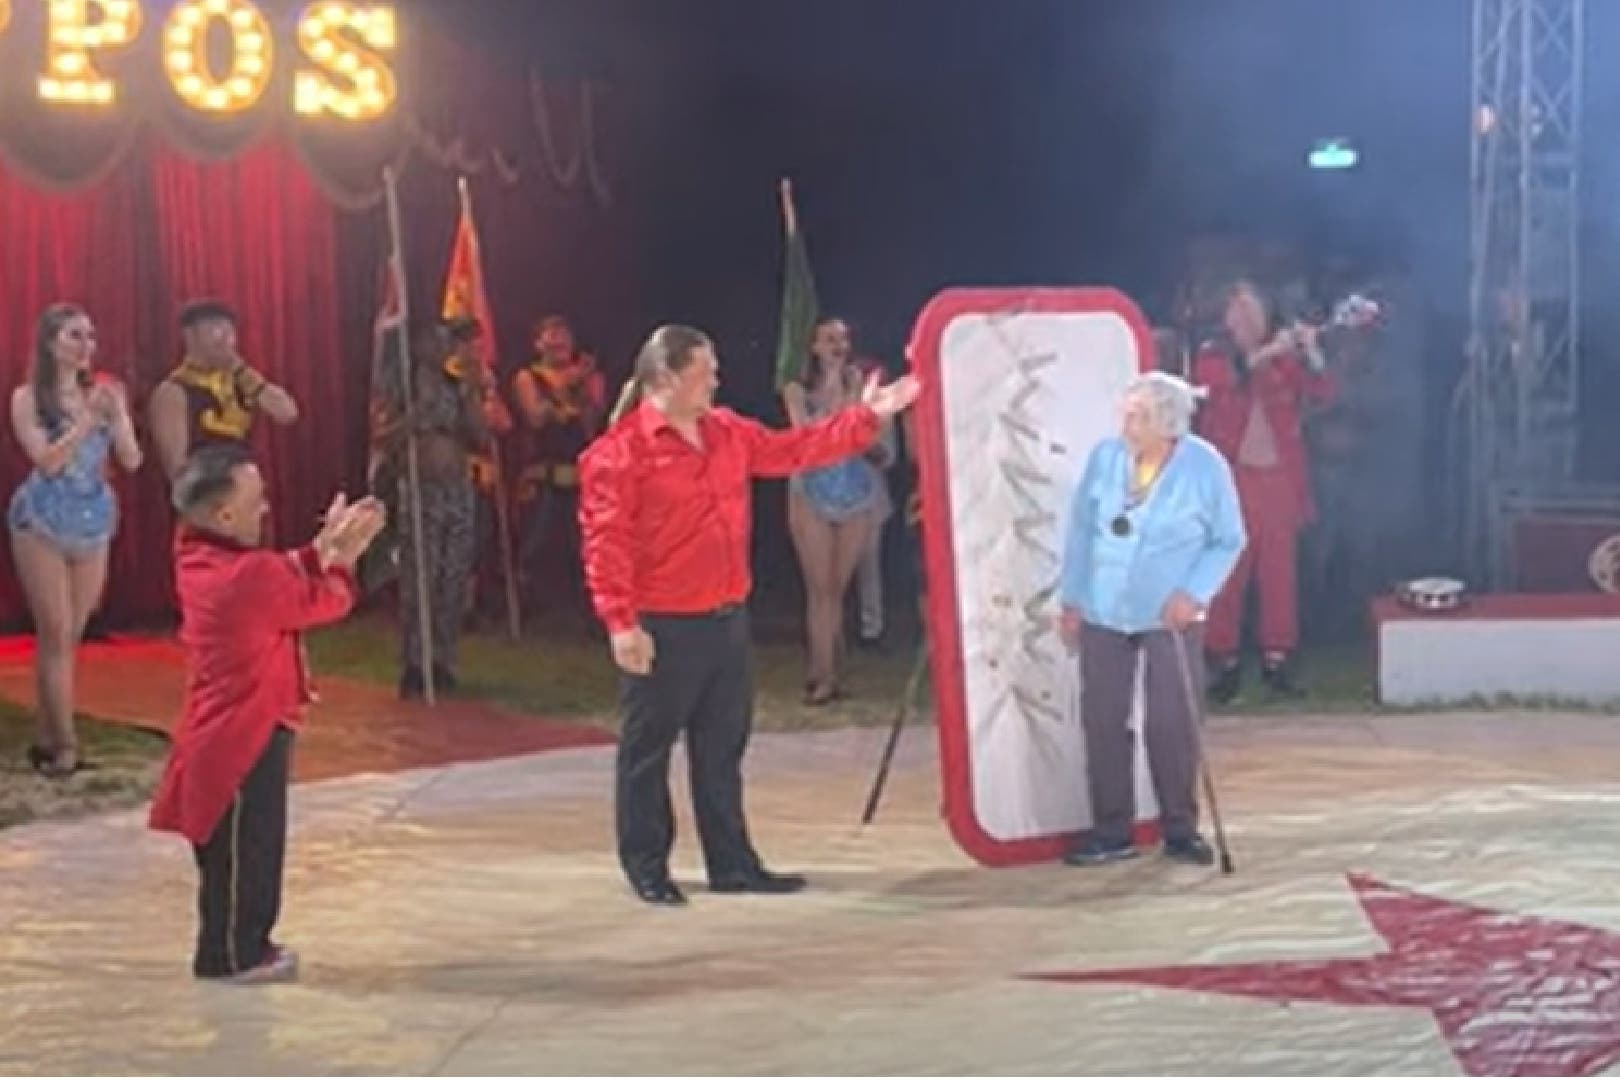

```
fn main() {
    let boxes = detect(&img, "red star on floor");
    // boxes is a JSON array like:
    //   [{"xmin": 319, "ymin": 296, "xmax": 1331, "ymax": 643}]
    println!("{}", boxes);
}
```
[{"xmin": 1027, "ymin": 873, "xmax": 1620, "ymax": 1076}]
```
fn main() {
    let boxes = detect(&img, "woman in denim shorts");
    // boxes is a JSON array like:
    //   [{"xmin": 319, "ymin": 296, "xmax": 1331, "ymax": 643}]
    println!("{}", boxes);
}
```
[{"xmin": 8, "ymin": 303, "xmax": 142, "ymax": 777}]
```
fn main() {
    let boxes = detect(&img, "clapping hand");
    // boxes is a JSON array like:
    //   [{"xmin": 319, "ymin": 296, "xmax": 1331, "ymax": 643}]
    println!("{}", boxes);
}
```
[
  {"xmin": 860, "ymin": 371, "xmax": 921, "ymax": 419},
  {"xmin": 88, "ymin": 378, "xmax": 128, "ymax": 424},
  {"xmin": 314, "ymin": 493, "xmax": 388, "ymax": 570}
]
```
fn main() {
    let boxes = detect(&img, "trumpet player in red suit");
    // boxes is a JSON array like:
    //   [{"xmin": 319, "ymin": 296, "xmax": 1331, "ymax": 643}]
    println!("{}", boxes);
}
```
[
  {"xmin": 1193, "ymin": 280, "xmax": 1334, "ymax": 702},
  {"xmin": 148, "ymin": 445, "xmax": 386, "ymax": 984}
]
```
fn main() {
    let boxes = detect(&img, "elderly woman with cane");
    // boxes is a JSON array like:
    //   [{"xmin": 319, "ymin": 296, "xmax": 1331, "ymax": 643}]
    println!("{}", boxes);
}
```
[{"xmin": 1058, "ymin": 372, "xmax": 1246, "ymax": 868}]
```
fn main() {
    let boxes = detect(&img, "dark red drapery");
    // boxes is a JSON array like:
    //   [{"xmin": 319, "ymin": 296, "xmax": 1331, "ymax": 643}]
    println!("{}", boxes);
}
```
[
  {"xmin": 0, "ymin": 15, "xmax": 640, "ymax": 629},
  {"xmin": 0, "ymin": 135, "xmax": 359, "ymax": 626}
]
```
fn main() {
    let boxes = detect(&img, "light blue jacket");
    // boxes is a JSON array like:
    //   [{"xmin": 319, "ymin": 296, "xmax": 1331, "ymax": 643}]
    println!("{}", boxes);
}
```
[{"xmin": 1059, "ymin": 435, "xmax": 1246, "ymax": 634}]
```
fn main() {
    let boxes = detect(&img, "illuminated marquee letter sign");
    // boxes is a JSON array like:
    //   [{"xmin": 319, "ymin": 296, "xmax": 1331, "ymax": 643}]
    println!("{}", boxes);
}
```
[
  {"xmin": 40, "ymin": 0, "xmax": 142, "ymax": 104},
  {"xmin": 164, "ymin": 0, "xmax": 273, "ymax": 114},
  {"xmin": 22, "ymin": 0, "xmax": 399, "ymax": 120},
  {"xmin": 294, "ymin": 2, "xmax": 398, "ymax": 121}
]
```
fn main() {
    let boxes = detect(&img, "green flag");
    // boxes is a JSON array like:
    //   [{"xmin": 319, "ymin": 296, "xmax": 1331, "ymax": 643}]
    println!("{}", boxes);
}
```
[{"xmin": 774, "ymin": 180, "xmax": 820, "ymax": 390}]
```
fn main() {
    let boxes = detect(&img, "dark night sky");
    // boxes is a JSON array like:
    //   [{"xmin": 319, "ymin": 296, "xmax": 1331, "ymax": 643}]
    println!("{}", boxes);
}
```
[{"xmin": 591, "ymin": 1, "xmax": 1479, "ymax": 397}]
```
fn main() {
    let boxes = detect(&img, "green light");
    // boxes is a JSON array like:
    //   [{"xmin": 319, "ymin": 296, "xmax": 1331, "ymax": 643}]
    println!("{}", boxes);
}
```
[{"xmin": 1309, "ymin": 140, "xmax": 1359, "ymax": 170}]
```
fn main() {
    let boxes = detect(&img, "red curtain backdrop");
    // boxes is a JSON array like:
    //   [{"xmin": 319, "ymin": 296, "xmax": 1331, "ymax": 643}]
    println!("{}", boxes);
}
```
[
  {"xmin": 0, "ymin": 14, "xmax": 638, "ymax": 629},
  {"xmin": 150, "ymin": 139, "xmax": 356, "ymax": 565},
  {"xmin": 0, "ymin": 135, "xmax": 356, "ymax": 626}
]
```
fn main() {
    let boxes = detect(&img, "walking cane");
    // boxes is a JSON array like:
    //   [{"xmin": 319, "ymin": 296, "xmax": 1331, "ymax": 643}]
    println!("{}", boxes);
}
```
[
  {"xmin": 859, "ymin": 640, "xmax": 930, "ymax": 827},
  {"xmin": 1170, "ymin": 622, "xmax": 1236, "ymax": 875}
]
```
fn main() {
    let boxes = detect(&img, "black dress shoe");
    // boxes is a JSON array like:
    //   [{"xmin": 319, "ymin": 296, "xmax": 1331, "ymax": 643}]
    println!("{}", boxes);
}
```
[
  {"xmin": 709, "ymin": 868, "xmax": 808, "ymax": 894},
  {"xmin": 432, "ymin": 664, "xmax": 459, "ymax": 694},
  {"xmin": 1163, "ymin": 834, "xmax": 1216, "ymax": 866},
  {"xmin": 630, "ymin": 879, "xmax": 687, "ymax": 906},
  {"xmin": 1062, "ymin": 836, "xmax": 1139, "ymax": 867}
]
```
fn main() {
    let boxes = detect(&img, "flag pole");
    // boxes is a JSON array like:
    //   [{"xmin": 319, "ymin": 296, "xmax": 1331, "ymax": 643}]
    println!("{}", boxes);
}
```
[
  {"xmin": 456, "ymin": 176, "xmax": 523, "ymax": 641},
  {"xmin": 384, "ymin": 165, "xmax": 438, "ymax": 705},
  {"xmin": 779, "ymin": 176, "xmax": 798, "ymax": 237}
]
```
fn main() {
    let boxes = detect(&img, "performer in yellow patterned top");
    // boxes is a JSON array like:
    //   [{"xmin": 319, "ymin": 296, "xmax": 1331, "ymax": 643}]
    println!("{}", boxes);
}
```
[
  {"xmin": 149, "ymin": 300, "xmax": 300, "ymax": 482},
  {"xmin": 511, "ymin": 315, "xmax": 603, "ymax": 618}
]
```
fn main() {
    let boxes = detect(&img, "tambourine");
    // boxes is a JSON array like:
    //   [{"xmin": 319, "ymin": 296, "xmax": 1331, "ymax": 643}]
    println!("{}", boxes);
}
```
[
  {"xmin": 1588, "ymin": 533, "xmax": 1620, "ymax": 594},
  {"xmin": 1396, "ymin": 576, "xmax": 1470, "ymax": 613}
]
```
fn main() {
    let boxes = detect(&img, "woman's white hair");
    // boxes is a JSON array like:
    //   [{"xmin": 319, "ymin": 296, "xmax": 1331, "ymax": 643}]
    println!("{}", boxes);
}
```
[{"xmin": 1124, "ymin": 371, "xmax": 1204, "ymax": 439}]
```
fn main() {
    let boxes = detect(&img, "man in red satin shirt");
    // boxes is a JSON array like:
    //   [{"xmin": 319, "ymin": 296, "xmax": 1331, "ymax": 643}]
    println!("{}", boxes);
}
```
[
  {"xmin": 149, "ymin": 445, "xmax": 385, "ymax": 984},
  {"xmin": 579, "ymin": 324, "xmax": 920, "ymax": 906}
]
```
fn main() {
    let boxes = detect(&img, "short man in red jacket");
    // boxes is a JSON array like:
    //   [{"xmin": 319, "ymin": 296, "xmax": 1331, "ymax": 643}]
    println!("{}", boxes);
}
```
[
  {"xmin": 1193, "ymin": 281, "xmax": 1334, "ymax": 701},
  {"xmin": 149, "ymin": 445, "xmax": 385, "ymax": 984},
  {"xmin": 580, "ymin": 324, "xmax": 919, "ymax": 906}
]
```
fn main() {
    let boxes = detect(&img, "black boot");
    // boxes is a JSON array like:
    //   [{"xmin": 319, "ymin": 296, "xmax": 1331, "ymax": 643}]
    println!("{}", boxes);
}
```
[
  {"xmin": 1208, "ymin": 657, "xmax": 1242, "ymax": 705},
  {"xmin": 398, "ymin": 665, "xmax": 425, "ymax": 701},
  {"xmin": 1261, "ymin": 654, "xmax": 1304, "ymax": 698}
]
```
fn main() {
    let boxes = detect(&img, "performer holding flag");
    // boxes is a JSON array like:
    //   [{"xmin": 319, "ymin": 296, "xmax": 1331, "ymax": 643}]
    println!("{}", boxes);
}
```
[
  {"xmin": 440, "ymin": 179, "xmax": 519, "ymax": 639},
  {"xmin": 370, "ymin": 175, "xmax": 514, "ymax": 699},
  {"xmin": 373, "ymin": 319, "xmax": 498, "ymax": 698}
]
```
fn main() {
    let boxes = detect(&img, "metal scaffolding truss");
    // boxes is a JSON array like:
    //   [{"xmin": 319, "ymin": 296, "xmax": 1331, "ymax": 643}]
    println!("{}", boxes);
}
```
[{"xmin": 1458, "ymin": 0, "xmax": 1585, "ymax": 585}]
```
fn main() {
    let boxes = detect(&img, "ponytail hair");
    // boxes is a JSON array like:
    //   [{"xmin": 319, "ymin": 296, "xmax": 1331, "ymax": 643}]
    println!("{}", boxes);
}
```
[
  {"xmin": 607, "ymin": 324, "xmax": 713, "ymax": 425},
  {"xmin": 607, "ymin": 377, "xmax": 639, "ymax": 425}
]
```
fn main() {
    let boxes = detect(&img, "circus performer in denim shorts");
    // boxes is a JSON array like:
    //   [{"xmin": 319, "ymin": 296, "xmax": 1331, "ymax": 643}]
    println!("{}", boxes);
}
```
[
  {"xmin": 8, "ymin": 302, "xmax": 142, "ymax": 778},
  {"xmin": 782, "ymin": 317, "xmax": 895, "ymax": 705}
]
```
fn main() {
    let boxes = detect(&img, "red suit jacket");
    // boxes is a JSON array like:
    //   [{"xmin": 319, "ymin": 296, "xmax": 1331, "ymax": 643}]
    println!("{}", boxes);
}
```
[
  {"xmin": 148, "ymin": 529, "xmax": 357, "ymax": 844},
  {"xmin": 1193, "ymin": 344, "xmax": 1335, "ymax": 522}
]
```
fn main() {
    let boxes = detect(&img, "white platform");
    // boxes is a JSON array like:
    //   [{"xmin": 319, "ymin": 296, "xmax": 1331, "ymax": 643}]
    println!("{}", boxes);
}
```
[{"xmin": 1374, "ymin": 594, "xmax": 1620, "ymax": 707}]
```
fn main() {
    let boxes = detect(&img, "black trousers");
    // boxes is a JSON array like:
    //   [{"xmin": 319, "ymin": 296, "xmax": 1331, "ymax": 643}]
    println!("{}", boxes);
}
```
[
  {"xmin": 519, "ymin": 484, "xmax": 591, "ymax": 621},
  {"xmin": 616, "ymin": 606, "xmax": 761, "ymax": 885},
  {"xmin": 191, "ymin": 726, "xmax": 292, "ymax": 978}
]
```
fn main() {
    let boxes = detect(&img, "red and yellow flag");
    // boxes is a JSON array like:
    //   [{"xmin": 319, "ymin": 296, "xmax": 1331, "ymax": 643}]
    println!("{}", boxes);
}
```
[{"xmin": 440, "ymin": 180, "xmax": 498, "ymax": 373}]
